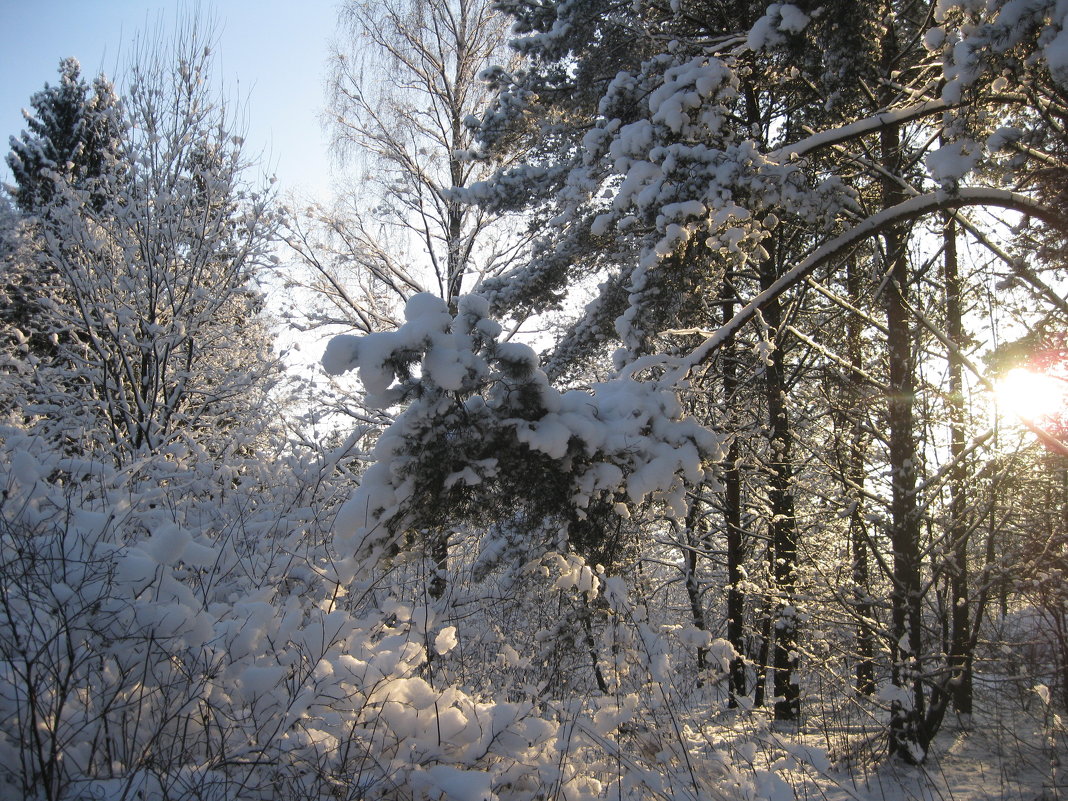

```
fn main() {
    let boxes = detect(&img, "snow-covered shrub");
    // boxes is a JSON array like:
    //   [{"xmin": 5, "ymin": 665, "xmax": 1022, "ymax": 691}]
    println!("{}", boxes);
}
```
[
  {"xmin": 0, "ymin": 430, "xmax": 541, "ymax": 800},
  {"xmin": 0, "ymin": 430, "xmax": 331, "ymax": 799},
  {"xmin": 0, "ymin": 421, "xmax": 797, "ymax": 801}
]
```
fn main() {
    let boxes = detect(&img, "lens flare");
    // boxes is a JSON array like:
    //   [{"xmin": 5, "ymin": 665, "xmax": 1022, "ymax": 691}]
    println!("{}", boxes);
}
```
[{"xmin": 994, "ymin": 367, "xmax": 1068, "ymax": 425}]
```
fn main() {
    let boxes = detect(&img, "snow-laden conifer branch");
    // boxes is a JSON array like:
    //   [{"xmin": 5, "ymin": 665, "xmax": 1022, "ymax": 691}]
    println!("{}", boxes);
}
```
[
  {"xmin": 772, "ymin": 99, "xmax": 956, "ymax": 162},
  {"xmin": 323, "ymin": 293, "xmax": 721, "ymax": 570}
]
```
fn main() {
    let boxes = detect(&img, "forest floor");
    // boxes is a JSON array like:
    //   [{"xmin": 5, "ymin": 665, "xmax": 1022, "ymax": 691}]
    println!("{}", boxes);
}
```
[{"xmin": 789, "ymin": 673, "xmax": 1068, "ymax": 801}]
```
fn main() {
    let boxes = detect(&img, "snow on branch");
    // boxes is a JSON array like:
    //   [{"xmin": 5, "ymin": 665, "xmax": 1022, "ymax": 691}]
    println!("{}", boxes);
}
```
[
  {"xmin": 323, "ymin": 293, "xmax": 722, "ymax": 569},
  {"xmin": 679, "ymin": 188, "xmax": 1066, "ymax": 374},
  {"xmin": 772, "ymin": 100, "xmax": 956, "ymax": 162}
]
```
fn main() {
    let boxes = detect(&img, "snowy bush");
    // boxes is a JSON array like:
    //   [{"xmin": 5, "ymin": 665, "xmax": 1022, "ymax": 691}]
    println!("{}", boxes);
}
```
[{"xmin": 0, "ymin": 425, "xmax": 822, "ymax": 801}]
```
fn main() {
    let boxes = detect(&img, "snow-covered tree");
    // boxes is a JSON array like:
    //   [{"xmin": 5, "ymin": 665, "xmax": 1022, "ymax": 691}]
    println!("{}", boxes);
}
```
[
  {"xmin": 6, "ymin": 57, "xmax": 124, "ymax": 215},
  {"xmin": 321, "ymin": 291, "xmax": 720, "ymax": 590},
  {"xmin": 2, "ymin": 59, "xmax": 125, "ymax": 363},
  {"xmin": 3, "ymin": 22, "xmax": 281, "ymax": 468}
]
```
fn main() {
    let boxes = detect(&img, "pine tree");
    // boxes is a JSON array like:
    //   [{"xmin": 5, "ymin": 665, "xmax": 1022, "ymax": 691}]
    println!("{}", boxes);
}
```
[
  {"xmin": 6, "ymin": 57, "xmax": 123, "ymax": 215},
  {"xmin": 2, "ymin": 59, "xmax": 125, "ymax": 362}
]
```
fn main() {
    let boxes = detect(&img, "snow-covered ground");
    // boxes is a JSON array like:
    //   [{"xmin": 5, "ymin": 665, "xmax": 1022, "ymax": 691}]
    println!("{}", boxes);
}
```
[{"xmin": 785, "ymin": 676, "xmax": 1067, "ymax": 801}]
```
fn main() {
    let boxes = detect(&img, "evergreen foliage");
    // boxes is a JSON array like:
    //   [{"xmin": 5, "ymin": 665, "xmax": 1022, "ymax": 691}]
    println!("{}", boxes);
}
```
[
  {"xmin": 323, "ymin": 292, "xmax": 719, "ymax": 574},
  {"xmin": 6, "ymin": 57, "xmax": 124, "ymax": 215}
]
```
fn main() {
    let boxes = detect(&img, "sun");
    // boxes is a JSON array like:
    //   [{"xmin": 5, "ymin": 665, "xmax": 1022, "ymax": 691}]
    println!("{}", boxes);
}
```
[{"xmin": 994, "ymin": 367, "xmax": 1068, "ymax": 426}]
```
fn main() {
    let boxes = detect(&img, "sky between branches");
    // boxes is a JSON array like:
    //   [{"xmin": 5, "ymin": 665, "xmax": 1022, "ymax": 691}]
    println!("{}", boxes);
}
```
[{"xmin": 0, "ymin": 0, "xmax": 337, "ymax": 199}]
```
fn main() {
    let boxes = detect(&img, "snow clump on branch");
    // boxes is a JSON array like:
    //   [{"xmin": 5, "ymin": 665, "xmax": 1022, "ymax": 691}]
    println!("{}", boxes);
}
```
[{"xmin": 323, "ymin": 293, "xmax": 722, "ymax": 568}]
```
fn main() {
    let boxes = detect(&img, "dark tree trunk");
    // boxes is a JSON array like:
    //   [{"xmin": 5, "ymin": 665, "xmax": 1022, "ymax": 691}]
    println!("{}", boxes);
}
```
[
  {"xmin": 882, "ymin": 114, "xmax": 926, "ymax": 764},
  {"xmin": 429, "ymin": 530, "xmax": 449, "ymax": 601},
  {"xmin": 759, "ymin": 245, "xmax": 801, "ymax": 723},
  {"xmin": 844, "ymin": 260, "xmax": 876, "ymax": 697},
  {"xmin": 581, "ymin": 605, "xmax": 609, "ymax": 694},
  {"xmin": 943, "ymin": 214, "xmax": 973, "ymax": 717},
  {"xmin": 680, "ymin": 500, "xmax": 709, "ymax": 674},
  {"xmin": 721, "ymin": 273, "xmax": 748, "ymax": 706}
]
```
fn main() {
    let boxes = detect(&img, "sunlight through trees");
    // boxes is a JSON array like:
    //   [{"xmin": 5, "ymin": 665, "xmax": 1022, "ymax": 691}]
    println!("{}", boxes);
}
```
[{"xmin": 4, "ymin": 2, "xmax": 1068, "ymax": 799}]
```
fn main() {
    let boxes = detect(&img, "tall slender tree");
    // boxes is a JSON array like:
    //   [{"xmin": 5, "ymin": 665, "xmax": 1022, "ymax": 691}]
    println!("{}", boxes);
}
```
[{"xmin": 292, "ymin": 0, "xmax": 520, "ymax": 330}]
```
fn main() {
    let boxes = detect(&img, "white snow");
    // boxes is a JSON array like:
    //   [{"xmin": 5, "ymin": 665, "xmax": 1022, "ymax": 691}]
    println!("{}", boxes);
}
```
[
  {"xmin": 777, "ymin": 4, "xmax": 811, "ymax": 33},
  {"xmin": 142, "ymin": 523, "xmax": 191, "ymax": 564},
  {"xmin": 9, "ymin": 450, "xmax": 40, "ymax": 487},
  {"xmin": 321, "ymin": 334, "xmax": 361, "ymax": 376},
  {"xmin": 434, "ymin": 625, "xmax": 459, "ymax": 655},
  {"xmin": 747, "ymin": 4, "xmax": 811, "ymax": 50},
  {"xmin": 926, "ymin": 139, "xmax": 980, "ymax": 186}
]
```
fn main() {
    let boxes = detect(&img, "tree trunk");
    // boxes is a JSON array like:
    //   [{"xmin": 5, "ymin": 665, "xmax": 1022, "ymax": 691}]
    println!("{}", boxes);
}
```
[
  {"xmin": 720, "ymin": 272, "xmax": 747, "ymax": 706},
  {"xmin": 759, "ymin": 246, "xmax": 801, "ymax": 723},
  {"xmin": 882, "ymin": 114, "xmax": 926, "ymax": 763},
  {"xmin": 679, "ymin": 501, "xmax": 709, "ymax": 675},
  {"xmin": 581, "ymin": 605, "xmax": 609, "ymax": 694},
  {"xmin": 428, "ymin": 530, "xmax": 449, "ymax": 601},
  {"xmin": 943, "ymin": 213, "xmax": 973, "ymax": 718},
  {"xmin": 844, "ymin": 259, "xmax": 876, "ymax": 696}
]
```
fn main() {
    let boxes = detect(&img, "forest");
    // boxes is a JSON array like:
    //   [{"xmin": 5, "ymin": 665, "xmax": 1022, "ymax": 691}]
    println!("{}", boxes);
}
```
[{"xmin": 1, "ymin": 0, "xmax": 1068, "ymax": 799}]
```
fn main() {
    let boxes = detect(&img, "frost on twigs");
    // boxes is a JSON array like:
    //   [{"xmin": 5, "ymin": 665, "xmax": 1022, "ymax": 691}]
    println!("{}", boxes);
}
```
[
  {"xmin": 0, "ymin": 428, "xmax": 584, "ymax": 800},
  {"xmin": 324, "ymin": 292, "xmax": 722, "ymax": 568}
]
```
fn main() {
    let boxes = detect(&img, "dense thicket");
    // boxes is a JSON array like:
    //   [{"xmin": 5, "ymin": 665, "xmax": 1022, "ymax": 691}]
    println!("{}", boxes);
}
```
[{"xmin": 4, "ymin": 2, "xmax": 1068, "ymax": 799}]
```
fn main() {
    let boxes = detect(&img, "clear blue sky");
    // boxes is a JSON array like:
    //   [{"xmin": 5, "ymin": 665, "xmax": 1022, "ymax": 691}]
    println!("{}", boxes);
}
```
[{"xmin": 0, "ymin": 0, "xmax": 339, "ymax": 198}]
